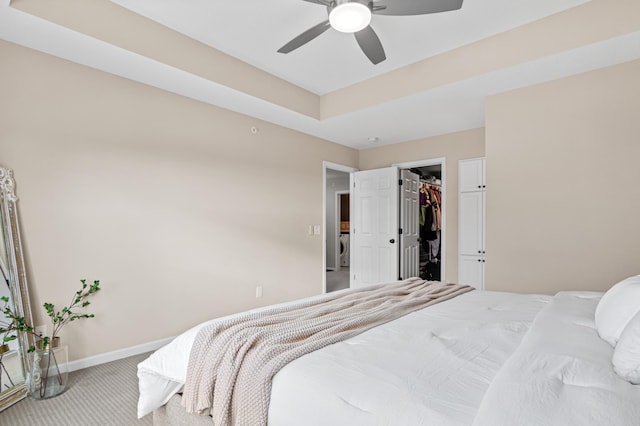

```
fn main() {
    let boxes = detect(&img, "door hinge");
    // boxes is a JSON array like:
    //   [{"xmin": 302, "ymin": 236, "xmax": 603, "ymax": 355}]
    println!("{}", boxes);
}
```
[
  {"xmin": 399, "ymin": 228, "xmax": 403, "ymax": 234},
  {"xmin": 398, "ymin": 179, "xmax": 403, "ymax": 186}
]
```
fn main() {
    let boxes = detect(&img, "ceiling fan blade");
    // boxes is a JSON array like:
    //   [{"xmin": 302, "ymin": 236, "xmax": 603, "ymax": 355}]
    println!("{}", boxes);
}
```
[
  {"xmin": 354, "ymin": 26, "xmax": 386, "ymax": 65},
  {"xmin": 277, "ymin": 20, "xmax": 331, "ymax": 54},
  {"xmin": 373, "ymin": 0, "xmax": 463, "ymax": 16},
  {"xmin": 300, "ymin": 0, "xmax": 330, "ymax": 5}
]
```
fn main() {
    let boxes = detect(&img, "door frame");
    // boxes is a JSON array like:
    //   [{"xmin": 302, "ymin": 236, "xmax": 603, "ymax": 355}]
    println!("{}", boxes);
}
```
[
  {"xmin": 393, "ymin": 158, "xmax": 447, "ymax": 283},
  {"xmin": 323, "ymin": 161, "xmax": 358, "ymax": 294}
]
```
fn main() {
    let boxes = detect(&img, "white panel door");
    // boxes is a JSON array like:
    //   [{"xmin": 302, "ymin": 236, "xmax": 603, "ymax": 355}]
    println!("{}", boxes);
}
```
[
  {"xmin": 458, "ymin": 157, "xmax": 486, "ymax": 290},
  {"xmin": 459, "ymin": 158, "xmax": 485, "ymax": 192},
  {"xmin": 458, "ymin": 255, "xmax": 484, "ymax": 289},
  {"xmin": 400, "ymin": 169, "xmax": 420, "ymax": 280},
  {"xmin": 458, "ymin": 191, "xmax": 484, "ymax": 256},
  {"xmin": 351, "ymin": 167, "xmax": 399, "ymax": 288}
]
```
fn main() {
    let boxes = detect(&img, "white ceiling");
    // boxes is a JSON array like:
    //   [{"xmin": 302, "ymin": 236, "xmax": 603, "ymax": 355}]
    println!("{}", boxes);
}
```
[
  {"xmin": 110, "ymin": 0, "xmax": 591, "ymax": 95},
  {"xmin": 2, "ymin": 0, "xmax": 640, "ymax": 149}
]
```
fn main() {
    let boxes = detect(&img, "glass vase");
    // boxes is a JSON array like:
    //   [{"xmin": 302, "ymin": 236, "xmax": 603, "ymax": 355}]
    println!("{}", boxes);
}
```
[{"xmin": 28, "ymin": 344, "xmax": 69, "ymax": 399}]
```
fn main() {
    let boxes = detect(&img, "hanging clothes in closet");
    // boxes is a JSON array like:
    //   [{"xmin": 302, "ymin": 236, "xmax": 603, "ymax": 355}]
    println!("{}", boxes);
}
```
[{"xmin": 419, "ymin": 180, "xmax": 442, "ymax": 281}]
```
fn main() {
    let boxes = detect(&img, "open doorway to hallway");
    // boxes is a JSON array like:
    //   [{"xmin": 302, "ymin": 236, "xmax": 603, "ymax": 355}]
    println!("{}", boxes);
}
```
[{"xmin": 323, "ymin": 162, "xmax": 357, "ymax": 293}]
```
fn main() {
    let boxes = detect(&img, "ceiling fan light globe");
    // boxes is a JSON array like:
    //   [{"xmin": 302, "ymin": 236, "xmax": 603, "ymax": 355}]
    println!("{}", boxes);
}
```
[{"xmin": 329, "ymin": 3, "xmax": 372, "ymax": 33}]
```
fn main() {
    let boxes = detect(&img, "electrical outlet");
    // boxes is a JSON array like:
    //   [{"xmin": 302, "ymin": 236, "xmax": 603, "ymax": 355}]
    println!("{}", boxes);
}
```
[
  {"xmin": 255, "ymin": 286, "xmax": 263, "ymax": 298},
  {"xmin": 35, "ymin": 325, "xmax": 47, "ymax": 338}
]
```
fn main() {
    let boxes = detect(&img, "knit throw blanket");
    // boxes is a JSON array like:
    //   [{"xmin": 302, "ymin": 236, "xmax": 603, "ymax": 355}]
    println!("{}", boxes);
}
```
[{"xmin": 182, "ymin": 278, "xmax": 473, "ymax": 426}]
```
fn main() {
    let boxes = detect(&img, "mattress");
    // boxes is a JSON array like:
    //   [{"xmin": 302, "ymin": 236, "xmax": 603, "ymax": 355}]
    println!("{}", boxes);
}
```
[{"xmin": 138, "ymin": 289, "xmax": 551, "ymax": 423}]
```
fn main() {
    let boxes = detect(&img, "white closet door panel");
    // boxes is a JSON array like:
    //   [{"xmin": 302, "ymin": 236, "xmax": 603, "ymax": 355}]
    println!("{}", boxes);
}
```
[
  {"xmin": 400, "ymin": 170, "xmax": 420, "ymax": 280},
  {"xmin": 459, "ymin": 191, "xmax": 484, "ymax": 256},
  {"xmin": 402, "ymin": 244, "xmax": 420, "ymax": 280},
  {"xmin": 458, "ymin": 255, "xmax": 484, "ymax": 289},
  {"xmin": 458, "ymin": 157, "xmax": 486, "ymax": 290},
  {"xmin": 459, "ymin": 158, "xmax": 484, "ymax": 192}
]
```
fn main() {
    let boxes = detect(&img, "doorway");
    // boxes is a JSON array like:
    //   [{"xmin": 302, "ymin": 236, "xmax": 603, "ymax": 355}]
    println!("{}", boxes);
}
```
[
  {"xmin": 406, "ymin": 165, "xmax": 443, "ymax": 281},
  {"xmin": 395, "ymin": 158, "xmax": 446, "ymax": 283},
  {"xmin": 348, "ymin": 158, "xmax": 446, "ymax": 288},
  {"xmin": 336, "ymin": 192, "xmax": 350, "ymax": 271},
  {"xmin": 323, "ymin": 161, "xmax": 357, "ymax": 293}
]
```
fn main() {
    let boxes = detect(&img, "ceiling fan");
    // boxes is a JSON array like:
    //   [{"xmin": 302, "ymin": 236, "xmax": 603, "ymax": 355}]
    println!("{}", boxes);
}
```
[{"xmin": 277, "ymin": 0, "xmax": 464, "ymax": 65}]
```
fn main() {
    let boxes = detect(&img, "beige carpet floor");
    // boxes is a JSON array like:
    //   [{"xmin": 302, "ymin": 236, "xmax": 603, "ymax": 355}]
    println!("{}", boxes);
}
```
[{"xmin": 0, "ymin": 352, "xmax": 153, "ymax": 425}]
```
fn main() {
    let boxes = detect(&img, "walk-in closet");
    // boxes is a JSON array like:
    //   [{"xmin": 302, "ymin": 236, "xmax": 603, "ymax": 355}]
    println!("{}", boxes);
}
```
[{"xmin": 409, "ymin": 166, "xmax": 442, "ymax": 281}]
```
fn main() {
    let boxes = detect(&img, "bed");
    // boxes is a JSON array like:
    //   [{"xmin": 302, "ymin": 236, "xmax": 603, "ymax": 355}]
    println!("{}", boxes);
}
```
[{"xmin": 137, "ymin": 277, "xmax": 640, "ymax": 425}]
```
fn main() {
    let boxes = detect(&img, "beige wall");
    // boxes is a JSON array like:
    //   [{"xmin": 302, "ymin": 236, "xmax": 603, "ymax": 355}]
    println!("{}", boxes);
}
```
[
  {"xmin": 485, "ymin": 59, "xmax": 640, "ymax": 295},
  {"xmin": 358, "ymin": 128, "xmax": 486, "ymax": 283},
  {"xmin": 13, "ymin": 0, "xmax": 320, "ymax": 119},
  {"xmin": 0, "ymin": 40, "xmax": 357, "ymax": 361}
]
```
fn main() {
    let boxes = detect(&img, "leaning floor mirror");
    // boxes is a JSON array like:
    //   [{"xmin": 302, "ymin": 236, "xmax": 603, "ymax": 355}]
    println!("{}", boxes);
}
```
[{"xmin": 0, "ymin": 166, "xmax": 34, "ymax": 411}]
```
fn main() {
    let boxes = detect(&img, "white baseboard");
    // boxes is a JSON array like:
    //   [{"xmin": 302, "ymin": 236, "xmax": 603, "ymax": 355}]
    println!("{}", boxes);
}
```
[{"xmin": 68, "ymin": 336, "xmax": 175, "ymax": 372}]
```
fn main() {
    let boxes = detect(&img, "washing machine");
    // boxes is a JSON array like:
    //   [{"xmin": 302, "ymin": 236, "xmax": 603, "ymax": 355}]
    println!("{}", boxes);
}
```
[{"xmin": 339, "ymin": 234, "xmax": 350, "ymax": 267}]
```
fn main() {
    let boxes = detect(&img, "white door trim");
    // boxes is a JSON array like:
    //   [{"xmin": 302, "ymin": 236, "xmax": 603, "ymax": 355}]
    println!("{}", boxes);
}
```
[
  {"xmin": 393, "ymin": 158, "xmax": 447, "ymax": 283},
  {"xmin": 323, "ymin": 161, "xmax": 358, "ymax": 294}
]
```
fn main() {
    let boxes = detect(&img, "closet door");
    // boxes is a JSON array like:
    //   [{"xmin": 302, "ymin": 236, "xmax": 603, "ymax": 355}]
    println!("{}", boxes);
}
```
[
  {"xmin": 458, "ymin": 191, "xmax": 483, "ymax": 256},
  {"xmin": 459, "ymin": 158, "xmax": 484, "ymax": 192},
  {"xmin": 458, "ymin": 158, "xmax": 485, "ymax": 289},
  {"xmin": 458, "ymin": 256, "xmax": 484, "ymax": 289},
  {"xmin": 399, "ymin": 169, "xmax": 420, "ymax": 280}
]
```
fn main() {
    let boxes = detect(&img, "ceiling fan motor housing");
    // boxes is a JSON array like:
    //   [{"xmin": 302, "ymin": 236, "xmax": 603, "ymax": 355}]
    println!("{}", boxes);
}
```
[{"xmin": 328, "ymin": 0, "xmax": 373, "ymax": 33}]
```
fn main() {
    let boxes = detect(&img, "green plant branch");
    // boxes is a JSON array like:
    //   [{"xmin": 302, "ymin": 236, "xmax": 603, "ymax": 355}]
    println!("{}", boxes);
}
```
[
  {"xmin": 1, "ymin": 279, "xmax": 103, "ymax": 398},
  {"xmin": 41, "ymin": 279, "xmax": 101, "ymax": 349},
  {"xmin": 1, "ymin": 295, "xmax": 33, "ymax": 344},
  {"xmin": 1, "ymin": 280, "xmax": 102, "ymax": 353}
]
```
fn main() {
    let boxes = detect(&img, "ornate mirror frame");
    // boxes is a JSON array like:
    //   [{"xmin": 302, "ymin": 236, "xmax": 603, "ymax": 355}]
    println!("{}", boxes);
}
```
[{"xmin": 0, "ymin": 166, "xmax": 34, "ymax": 411}]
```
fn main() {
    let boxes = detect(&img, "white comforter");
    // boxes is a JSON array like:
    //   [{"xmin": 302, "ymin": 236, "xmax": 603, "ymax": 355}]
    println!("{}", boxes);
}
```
[
  {"xmin": 139, "ymin": 289, "xmax": 640, "ymax": 424},
  {"xmin": 473, "ymin": 291, "xmax": 640, "ymax": 426},
  {"xmin": 138, "ymin": 289, "xmax": 550, "ymax": 422}
]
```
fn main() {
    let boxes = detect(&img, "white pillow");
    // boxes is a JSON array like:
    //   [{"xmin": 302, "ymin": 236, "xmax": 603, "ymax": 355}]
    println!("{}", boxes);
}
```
[
  {"xmin": 594, "ymin": 275, "xmax": 640, "ymax": 346},
  {"xmin": 612, "ymin": 310, "xmax": 640, "ymax": 384}
]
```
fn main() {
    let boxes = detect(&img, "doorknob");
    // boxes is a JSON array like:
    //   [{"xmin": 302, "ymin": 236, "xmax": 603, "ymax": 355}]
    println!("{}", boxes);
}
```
[{"xmin": 390, "ymin": 239, "xmax": 395, "ymax": 244}]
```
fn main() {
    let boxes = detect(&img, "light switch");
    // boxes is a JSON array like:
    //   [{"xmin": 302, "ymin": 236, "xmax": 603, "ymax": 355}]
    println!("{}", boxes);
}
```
[{"xmin": 313, "ymin": 225, "xmax": 321, "ymax": 235}]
